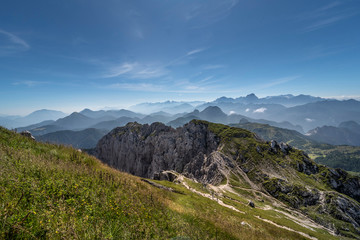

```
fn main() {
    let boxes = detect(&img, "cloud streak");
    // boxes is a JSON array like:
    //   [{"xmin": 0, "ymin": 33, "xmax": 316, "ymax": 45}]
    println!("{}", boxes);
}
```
[
  {"xmin": 304, "ymin": 14, "xmax": 353, "ymax": 32},
  {"xmin": 104, "ymin": 62, "xmax": 168, "ymax": 79},
  {"xmin": 104, "ymin": 47, "xmax": 207, "ymax": 79},
  {"xmin": 202, "ymin": 64, "xmax": 226, "ymax": 70},
  {"xmin": 106, "ymin": 82, "xmax": 164, "ymax": 92},
  {"xmin": 187, "ymin": 48, "xmax": 206, "ymax": 56},
  {"xmin": 13, "ymin": 81, "xmax": 48, "ymax": 87},
  {"xmin": 0, "ymin": 29, "xmax": 30, "ymax": 50},
  {"xmin": 260, "ymin": 76, "xmax": 300, "ymax": 89},
  {"xmin": 184, "ymin": 0, "xmax": 239, "ymax": 28},
  {"xmin": 253, "ymin": 107, "xmax": 267, "ymax": 113},
  {"xmin": 299, "ymin": 2, "xmax": 357, "ymax": 32}
]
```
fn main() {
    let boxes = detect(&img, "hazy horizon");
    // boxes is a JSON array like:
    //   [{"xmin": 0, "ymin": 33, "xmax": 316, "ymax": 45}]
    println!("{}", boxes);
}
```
[{"xmin": 2, "ymin": 93, "xmax": 360, "ymax": 116}]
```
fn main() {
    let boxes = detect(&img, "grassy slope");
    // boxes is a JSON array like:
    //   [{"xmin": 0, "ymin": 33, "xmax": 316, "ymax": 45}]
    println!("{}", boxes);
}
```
[
  {"xmin": 194, "ymin": 120, "xmax": 359, "ymax": 239},
  {"xmin": 0, "ymin": 126, "xmax": 335, "ymax": 240},
  {"xmin": 232, "ymin": 122, "xmax": 360, "ymax": 172}
]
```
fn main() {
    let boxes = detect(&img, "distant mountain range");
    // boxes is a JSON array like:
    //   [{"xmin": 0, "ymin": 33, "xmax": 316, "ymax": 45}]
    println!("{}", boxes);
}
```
[
  {"xmin": 197, "ymin": 96, "xmax": 360, "ymax": 132},
  {"xmin": 168, "ymin": 106, "xmax": 304, "ymax": 133},
  {"xmin": 210, "ymin": 93, "xmax": 324, "ymax": 107},
  {"xmin": 37, "ymin": 128, "xmax": 108, "ymax": 149},
  {"xmin": 306, "ymin": 121, "xmax": 360, "ymax": 146},
  {"xmin": 0, "ymin": 109, "xmax": 66, "ymax": 128},
  {"xmin": 266, "ymin": 100, "xmax": 360, "ymax": 132},
  {"xmin": 4, "ymin": 99, "xmax": 360, "ymax": 173},
  {"xmin": 2, "ymin": 94, "xmax": 360, "ymax": 149},
  {"xmin": 128, "ymin": 100, "xmax": 204, "ymax": 114}
]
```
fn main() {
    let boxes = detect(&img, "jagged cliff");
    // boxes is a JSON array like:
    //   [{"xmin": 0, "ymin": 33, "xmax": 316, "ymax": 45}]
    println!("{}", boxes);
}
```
[
  {"xmin": 95, "ymin": 121, "xmax": 226, "ymax": 184},
  {"xmin": 94, "ymin": 120, "xmax": 360, "ymax": 238}
]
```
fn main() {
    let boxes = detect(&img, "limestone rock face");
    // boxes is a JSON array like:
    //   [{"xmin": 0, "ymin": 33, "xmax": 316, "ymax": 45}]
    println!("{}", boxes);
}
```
[
  {"xmin": 94, "ymin": 120, "xmax": 360, "ymax": 236},
  {"xmin": 327, "ymin": 168, "xmax": 360, "ymax": 202},
  {"xmin": 94, "ymin": 121, "xmax": 225, "ymax": 184}
]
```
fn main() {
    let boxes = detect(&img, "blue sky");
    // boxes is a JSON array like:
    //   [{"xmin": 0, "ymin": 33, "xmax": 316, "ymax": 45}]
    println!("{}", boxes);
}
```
[{"xmin": 1, "ymin": 0, "xmax": 360, "ymax": 115}]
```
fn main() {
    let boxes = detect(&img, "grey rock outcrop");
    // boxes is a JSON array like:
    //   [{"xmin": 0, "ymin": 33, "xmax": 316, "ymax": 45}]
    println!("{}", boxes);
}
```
[
  {"xmin": 20, "ymin": 130, "xmax": 35, "ymax": 140},
  {"xmin": 94, "ymin": 121, "xmax": 226, "ymax": 184},
  {"xmin": 326, "ymin": 168, "xmax": 360, "ymax": 202},
  {"xmin": 264, "ymin": 178, "xmax": 320, "ymax": 208}
]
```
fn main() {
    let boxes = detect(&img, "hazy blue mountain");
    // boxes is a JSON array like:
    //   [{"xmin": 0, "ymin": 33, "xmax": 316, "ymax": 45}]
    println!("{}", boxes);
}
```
[
  {"xmin": 167, "ymin": 106, "xmax": 303, "ymax": 132},
  {"xmin": 178, "ymin": 106, "xmax": 229, "ymax": 125},
  {"xmin": 242, "ymin": 118, "xmax": 304, "ymax": 133},
  {"xmin": 128, "ymin": 100, "xmax": 204, "ymax": 114},
  {"xmin": 139, "ymin": 114, "xmax": 175, "ymax": 125},
  {"xmin": 27, "ymin": 125, "xmax": 65, "ymax": 136},
  {"xmin": 210, "ymin": 93, "xmax": 323, "ymax": 107},
  {"xmin": 37, "ymin": 128, "xmax": 109, "ymax": 149},
  {"xmin": 55, "ymin": 112, "xmax": 97, "ymax": 130},
  {"xmin": 197, "ymin": 106, "xmax": 228, "ymax": 122},
  {"xmin": 24, "ymin": 109, "xmax": 66, "ymax": 123},
  {"xmin": 339, "ymin": 121, "xmax": 360, "ymax": 133},
  {"xmin": 263, "ymin": 94, "xmax": 323, "ymax": 107},
  {"xmin": 268, "ymin": 99, "xmax": 360, "ymax": 132},
  {"xmin": 16, "ymin": 120, "xmax": 55, "ymax": 132},
  {"xmin": 0, "ymin": 109, "xmax": 66, "ymax": 128},
  {"xmin": 306, "ymin": 122, "xmax": 360, "ymax": 146},
  {"xmin": 80, "ymin": 108, "xmax": 145, "ymax": 119},
  {"xmin": 90, "ymin": 117, "xmax": 140, "ymax": 131},
  {"xmin": 167, "ymin": 115, "xmax": 202, "ymax": 128},
  {"xmin": 197, "ymin": 102, "xmax": 287, "ymax": 119},
  {"xmin": 149, "ymin": 111, "xmax": 172, "ymax": 117}
]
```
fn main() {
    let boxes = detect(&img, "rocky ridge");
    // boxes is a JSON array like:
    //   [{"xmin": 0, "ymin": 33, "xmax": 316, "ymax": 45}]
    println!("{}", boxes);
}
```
[{"xmin": 94, "ymin": 120, "xmax": 360, "ymax": 238}]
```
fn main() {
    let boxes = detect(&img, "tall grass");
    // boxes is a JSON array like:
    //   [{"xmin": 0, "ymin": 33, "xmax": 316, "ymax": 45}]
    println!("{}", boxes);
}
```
[{"xmin": 0, "ymin": 127, "xmax": 339, "ymax": 239}]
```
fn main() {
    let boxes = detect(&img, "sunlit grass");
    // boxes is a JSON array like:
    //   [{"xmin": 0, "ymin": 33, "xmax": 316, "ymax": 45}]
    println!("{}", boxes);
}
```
[{"xmin": 0, "ymin": 126, "xmax": 347, "ymax": 239}]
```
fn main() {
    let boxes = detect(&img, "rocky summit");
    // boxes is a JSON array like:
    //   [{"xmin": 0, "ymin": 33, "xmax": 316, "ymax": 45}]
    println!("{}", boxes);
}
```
[
  {"xmin": 95, "ymin": 121, "xmax": 223, "ymax": 184},
  {"xmin": 95, "ymin": 120, "xmax": 360, "ymax": 238}
]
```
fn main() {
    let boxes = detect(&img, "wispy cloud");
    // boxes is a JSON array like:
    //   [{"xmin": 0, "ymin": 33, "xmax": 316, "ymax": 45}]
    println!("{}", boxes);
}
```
[
  {"xmin": 299, "ymin": 2, "xmax": 357, "ymax": 32},
  {"xmin": 260, "ymin": 76, "xmax": 300, "ymax": 89},
  {"xmin": 0, "ymin": 29, "xmax": 30, "ymax": 54},
  {"xmin": 105, "ymin": 62, "xmax": 135, "ymax": 77},
  {"xmin": 103, "ymin": 74, "xmax": 223, "ymax": 94},
  {"xmin": 210, "ymin": 75, "xmax": 301, "ymax": 94},
  {"xmin": 319, "ymin": 2, "xmax": 341, "ymax": 12},
  {"xmin": 133, "ymin": 28, "xmax": 144, "ymax": 39},
  {"xmin": 326, "ymin": 95, "xmax": 360, "ymax": 100},
  {"xmin": 303, "ymin": 45, "xmax": 348, "ymax": 60},
  {"xmin": 187, "ymin": 48, "xmax": 206, "ymax": 56},
  {"xmin": 104, "ymin": 46, "xmax": 207, "ymax": 79},
  {"xmin": 104, "ymin": 62, "xmax": 168, "ymax": 79},
  {"xmin": 202, "ymin": 64, "xmax": 226, "ymax": 70},
  {"xmin": 106, "ymin": 82, "xmax": 164, "ymax": 92},
  {"xmin": 253, "ymin": 107, "xmax": 267, "ymax": 113},
  {"xmin": 184, "ymin": 0, "xmax": 239, "ymax": 28},
  {"xmin": 13, "ymin": 80, "xmax": 47, "ymax": 87},
  {"xmin": 304, "ymin": 14, "xmax": 352, "ymax": 32}
]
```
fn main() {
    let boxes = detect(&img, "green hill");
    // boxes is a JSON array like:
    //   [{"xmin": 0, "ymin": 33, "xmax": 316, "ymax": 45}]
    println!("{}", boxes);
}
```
[
  {"xmin": 0, "ymin": 126, "xmax": 358, "ymax": 239},
  {"xmin": 232, "ymin": 122, "xmax": 360, "ymax": 173}
]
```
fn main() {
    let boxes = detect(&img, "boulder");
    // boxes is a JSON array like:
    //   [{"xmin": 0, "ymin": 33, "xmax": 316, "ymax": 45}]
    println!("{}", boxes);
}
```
[{"xmin": 20, "ymin": 130, "xmax": 35, "ymax": 140}]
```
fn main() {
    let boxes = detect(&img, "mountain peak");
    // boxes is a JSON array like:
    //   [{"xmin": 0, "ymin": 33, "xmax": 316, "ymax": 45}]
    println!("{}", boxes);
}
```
[
  {"xmin": 245, "ymin": 93, "xmax": 258, "ymax": 99},
  {"xmin": 201, "ymin": 105, "xmax": 224, "ymax": 112}
]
